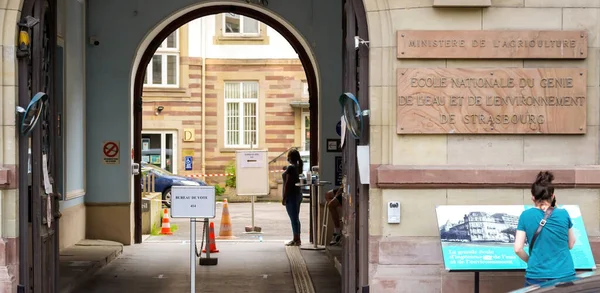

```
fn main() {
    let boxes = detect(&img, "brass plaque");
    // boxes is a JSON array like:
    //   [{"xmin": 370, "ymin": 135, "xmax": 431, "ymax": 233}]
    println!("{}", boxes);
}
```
[
  {"xmin": 397, "ymin": 31, "xmax": 588, "ymax": 59},
  {"xmin": 396, "ymin": 68, "xmax": 587, "ymax": 134}
]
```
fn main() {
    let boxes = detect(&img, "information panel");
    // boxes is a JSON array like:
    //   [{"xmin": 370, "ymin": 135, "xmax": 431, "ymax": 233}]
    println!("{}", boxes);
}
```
[
  {"xmin": 171, "ymin": 186, "xmax": 216, "ymax": 218},
  {"xmin": 435, "ymin": 205, "xmax": 596, "ymax": 271}
]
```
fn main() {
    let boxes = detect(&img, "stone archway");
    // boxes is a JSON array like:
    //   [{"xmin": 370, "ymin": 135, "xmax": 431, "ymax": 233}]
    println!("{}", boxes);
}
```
[
  {"xmin": 0, "ymin": 0, "xmax": 383, "ymax": 291},
  {"xmin": 129, "ymin": 2, "xmax": 323, "ymax": 243},
  {"xmin": 0, "ymin": 1, "xmax": 23, "ymax": 290}
]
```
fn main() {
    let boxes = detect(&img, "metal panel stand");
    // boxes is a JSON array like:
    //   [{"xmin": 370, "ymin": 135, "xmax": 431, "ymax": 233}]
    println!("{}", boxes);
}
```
[
  {"xmin": 474, "ymin": 272, "xmax": 480, "ymax": 293},
  {"xmin": 190, "ymin": 218, "xmax": 196, "ymax": 292},
  {"xmin": 300, "ymin": 181, "xmax": 330, "ymax": 250},
  {"xmin": 199, "ymin": 218, "xmax": 218, "ymax": 266},
  {"xmin": 244, "ymin": 195, "xmax": 263, "ymax": 234}
]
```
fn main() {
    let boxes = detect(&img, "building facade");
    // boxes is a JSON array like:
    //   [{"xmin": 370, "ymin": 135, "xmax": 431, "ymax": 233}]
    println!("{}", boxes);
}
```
[
  {"xmin": 141, "ymin": 16, "xmax": 309, "ymax": 182},
  {"xmin": 0, "ymin": 0, "xmax": 598, "ymax": 292},
  {"xmin": 368, "ymin": 1, "xmax": 600, "ymax": 292}
]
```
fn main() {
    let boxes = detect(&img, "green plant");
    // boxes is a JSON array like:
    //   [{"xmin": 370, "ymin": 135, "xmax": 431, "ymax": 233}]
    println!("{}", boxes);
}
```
[
  {"xmin": 214, "ymin": 184, "xmax": 226, "ymax": 196},
  {"xmin": 151, "ymin": 225, "xmax": 161, "ymax": 236},
  {"xmin": 225, "ymin": 161, "xmax": 236, "ymax": 188},
  {"xmin": 171, "ymin": 224, "xmax": 179, "ymax": 233}
]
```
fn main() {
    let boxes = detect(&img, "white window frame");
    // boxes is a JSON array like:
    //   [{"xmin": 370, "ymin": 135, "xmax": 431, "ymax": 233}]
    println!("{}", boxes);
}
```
[
  {"xmin": 224, "ymin": 81, "xmax": 259, "ymax": 148},
  {"xmin": 141, "ymin": 130, "xmax": 178, "ymax": 174},
  {"xmin": 144, "ymin": 30, "xmax": 180, "ymax": 87},
  {"xmin": 222, "ymin": 13, "xmax": 261, "ymax": 37},
  {"xmin": 301, "ymin": 112, "xmax": 310, "ymax": 152},
  {"xmin": 302, "ymin": 81, "xmax": 309, "ymax": 98}
]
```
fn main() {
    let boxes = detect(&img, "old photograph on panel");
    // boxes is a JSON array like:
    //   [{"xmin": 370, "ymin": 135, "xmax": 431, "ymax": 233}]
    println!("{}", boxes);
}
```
[{"xmin": 436, "ymin": 205, "xmax": 523, "ymax": 245}]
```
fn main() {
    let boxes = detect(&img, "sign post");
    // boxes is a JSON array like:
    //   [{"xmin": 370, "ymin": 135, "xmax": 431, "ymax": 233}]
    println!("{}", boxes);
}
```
[
  {"xmin": 190, "ymin": 217, "xmax": 196, "ymax": 292},
  {"xmin": 171, "ymin": 186, "xmax": 217, "ymax": 292},
  {"xmin": 236, "ymin": 150, "xmax": 269, "ymax": 233}
]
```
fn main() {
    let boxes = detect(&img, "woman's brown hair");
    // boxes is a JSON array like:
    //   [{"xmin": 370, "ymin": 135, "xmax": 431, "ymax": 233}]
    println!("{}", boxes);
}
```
[{"xmin": 531, "ymin": 171, "xmax": 556, "ymax": 207}]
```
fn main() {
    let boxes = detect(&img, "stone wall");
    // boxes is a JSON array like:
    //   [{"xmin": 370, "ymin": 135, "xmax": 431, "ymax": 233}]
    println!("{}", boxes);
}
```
[
  {"xmin": 366, "ymin": 0, "xmax": 600, "ymax": 292},
  {"xmin": 0, "ymin": 0, "xmax": 23, "ymax": 292}
]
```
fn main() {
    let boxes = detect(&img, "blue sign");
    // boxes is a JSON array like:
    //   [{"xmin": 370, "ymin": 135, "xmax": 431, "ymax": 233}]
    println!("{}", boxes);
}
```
[
  {"xmin": 336, "ymin": 121, "xmax": 342, "ymax": 136},
  {"xmin": 184, "ymin": 156, "xmax": 193, "ymax": 171},
  {"xmin": 436, "ymin": 205, "xmax": 596, "ymax": 271}
]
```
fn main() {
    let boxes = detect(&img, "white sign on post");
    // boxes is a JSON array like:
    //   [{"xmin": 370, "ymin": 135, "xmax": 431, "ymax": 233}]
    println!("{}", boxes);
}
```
[
  {"xmin": 236, "ymin": 150, "xmax": 269, "ymax": 196},
  {"xmin": 171, "ymin": 186, "xmax": 216, "ymax": 218}
]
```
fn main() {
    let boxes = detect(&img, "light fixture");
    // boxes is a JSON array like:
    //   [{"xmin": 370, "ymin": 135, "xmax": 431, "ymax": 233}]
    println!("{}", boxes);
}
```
[
  {"xmin": 17, "ymin": 16, "xmax": 39, "ymax": 57},
  {"xmin": 354, "ymin": 36, "xmax": 370, "ymax": 50},
  {"xmin": 19, "ymin": 16, "xmax": 40, "ymax": 28},
  {"xmin": 155, "ymin": 106, "xmax": 164, "ymax": 116}
]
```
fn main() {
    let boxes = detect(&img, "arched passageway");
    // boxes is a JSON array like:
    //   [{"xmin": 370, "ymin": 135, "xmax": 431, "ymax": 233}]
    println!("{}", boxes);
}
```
[
  {"xmin": 131, "ymin": 3, "xmax": 322, "ymax": 245},
  {"xmin": 11, "ymin": 0, "xmax": 370, "ymax": 292}
]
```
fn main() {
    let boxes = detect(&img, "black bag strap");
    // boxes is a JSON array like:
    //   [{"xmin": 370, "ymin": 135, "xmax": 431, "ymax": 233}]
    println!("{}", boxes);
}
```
[{"xmin": 529, "ymin": 207, "xmax": 554, "ymax": 255}]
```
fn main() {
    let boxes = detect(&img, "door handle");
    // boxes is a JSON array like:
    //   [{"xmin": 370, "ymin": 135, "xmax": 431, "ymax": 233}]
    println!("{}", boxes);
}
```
[{"xmin": 132, "ymin": 162, "xmax": 140, "ymax": 176}]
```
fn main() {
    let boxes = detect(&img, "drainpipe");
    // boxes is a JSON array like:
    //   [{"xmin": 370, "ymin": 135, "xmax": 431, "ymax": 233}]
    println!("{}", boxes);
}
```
[{"xmin": 201, "ymin": 17, "xmax": 207, "ymax": 178}]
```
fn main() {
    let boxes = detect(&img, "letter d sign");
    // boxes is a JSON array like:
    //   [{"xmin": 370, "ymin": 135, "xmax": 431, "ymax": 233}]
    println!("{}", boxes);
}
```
[{"xmin": 183, "ymin": 129, "xmax": 195, "ymax": 142}]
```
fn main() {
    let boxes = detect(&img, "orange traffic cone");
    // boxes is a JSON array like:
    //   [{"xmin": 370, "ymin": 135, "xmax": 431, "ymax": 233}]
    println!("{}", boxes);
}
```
[
  {"xmin": 217, "ymin": 199, "xmax": 236, "ymax": 239},
  {"xmin": 203, "ymin": 222, "xmax": 219, "ymax": 253},
  {"xmin": 160, "ymin": 208, "xmax": 173, "ymax": 235}
]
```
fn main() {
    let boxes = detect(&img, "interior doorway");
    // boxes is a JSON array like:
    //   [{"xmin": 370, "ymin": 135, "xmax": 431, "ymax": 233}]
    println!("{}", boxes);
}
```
[{"xmin": 141, "ymin": 131, "xmax": 178, "ymax": 174}]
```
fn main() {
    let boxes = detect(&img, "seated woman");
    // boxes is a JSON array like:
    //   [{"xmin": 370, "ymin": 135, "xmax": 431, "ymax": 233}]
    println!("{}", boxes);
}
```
[{"xmin": 325, "ymin": 187, "xmax": 343, "ymax": 246}]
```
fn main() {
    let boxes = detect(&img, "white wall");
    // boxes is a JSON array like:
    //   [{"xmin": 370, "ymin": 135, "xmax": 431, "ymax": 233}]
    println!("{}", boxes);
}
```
[{"xmin": 188, "ymin": 15, "xmax": 299, "ymax": 59}]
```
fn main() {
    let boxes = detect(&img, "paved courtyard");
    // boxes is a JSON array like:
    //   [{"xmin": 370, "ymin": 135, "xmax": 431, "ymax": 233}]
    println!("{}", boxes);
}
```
[
  {"xmin": 147, "ymin": 202, "xmax": 312, "ymax": 243},
  {"xmin": 69, "ymin": 202, "xmax": 340, "ymax": 293},
  {"xmin": 74, "ymin": 242, "xmax": 299, "ymax": 293}
]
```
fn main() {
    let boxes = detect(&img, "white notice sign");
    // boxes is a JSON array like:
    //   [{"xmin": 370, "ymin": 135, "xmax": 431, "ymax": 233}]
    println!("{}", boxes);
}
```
[
  {"xmin": 171, "ymin": 186, "xmax": 216, "ymax": 218},
  {"xmin": 240, "ymin": 151, "xmax": 265, "ymax": 168}
]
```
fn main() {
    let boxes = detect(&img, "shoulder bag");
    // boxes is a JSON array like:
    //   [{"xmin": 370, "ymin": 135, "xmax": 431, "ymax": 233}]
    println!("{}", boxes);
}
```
[{"xmin": 528, "ymin": 207, "xmax": 554, "ymax": 255}]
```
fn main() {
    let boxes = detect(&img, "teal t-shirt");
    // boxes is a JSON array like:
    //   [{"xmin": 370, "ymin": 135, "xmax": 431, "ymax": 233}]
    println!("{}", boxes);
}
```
[{"xmin": 516, "ymin": 207, "xmax": 575, "ymax": 279}]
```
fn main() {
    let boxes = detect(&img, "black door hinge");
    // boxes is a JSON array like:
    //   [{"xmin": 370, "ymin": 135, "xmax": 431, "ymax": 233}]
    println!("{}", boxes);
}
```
[{"xmin": 17, "ymin": 284, "xmax": 25, "ymax": 293}]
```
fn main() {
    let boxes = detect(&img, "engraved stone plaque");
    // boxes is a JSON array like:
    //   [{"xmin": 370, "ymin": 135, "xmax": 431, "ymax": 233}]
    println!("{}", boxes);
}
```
[
  {"xmin": 397, "ymin": 31, "xmax": 588, "ymax": 59},
  {"xmin": 396, "ymin": 68, "xmax": 587, "ymax": 134}
]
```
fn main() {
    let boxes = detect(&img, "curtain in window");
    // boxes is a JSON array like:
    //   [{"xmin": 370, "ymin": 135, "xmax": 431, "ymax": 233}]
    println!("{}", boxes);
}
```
[
  {"xmin": 225, "ymin": 82, "xmax": 258, "ymax": 147},
  {"xmin": 226, "ymin": 102, "xmax": 240, "ymax": 146}
]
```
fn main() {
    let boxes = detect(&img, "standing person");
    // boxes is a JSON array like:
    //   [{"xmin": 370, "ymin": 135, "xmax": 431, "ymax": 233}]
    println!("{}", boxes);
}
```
[
  {"xmin": 282, "ymin": 149, "xmax": 304, "ymax": 246},
  {"xmin": 325, "ymin": 187, "xmax": 343, "ymax": 245},
  {"xmin": 514, "ymin": 171, "xmax": 576, "ymax": 286}
]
